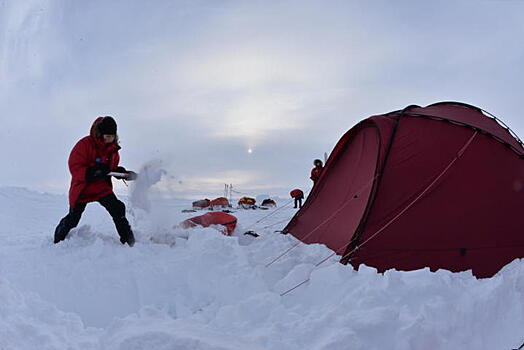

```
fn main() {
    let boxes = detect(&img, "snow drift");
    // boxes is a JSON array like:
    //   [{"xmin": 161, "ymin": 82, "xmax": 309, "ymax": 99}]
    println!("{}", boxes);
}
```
[{"xmin": 0, "ymin": 186, "xmax": 523, "ymax": 350}]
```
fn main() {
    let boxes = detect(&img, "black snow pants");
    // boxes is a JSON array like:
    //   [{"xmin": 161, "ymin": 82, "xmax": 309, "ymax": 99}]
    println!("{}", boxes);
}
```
[
  {"xmin": 294, "ymin": 195, "xmax": 303, "ymax": 209},
  {"xmin": 54, "ymin": 193, "xmax": 135, "ymax": 246}
]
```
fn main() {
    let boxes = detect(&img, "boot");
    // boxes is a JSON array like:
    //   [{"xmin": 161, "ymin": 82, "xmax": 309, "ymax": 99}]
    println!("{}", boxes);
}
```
[
  {"xmin": 121, "ymin": 231, "xmax": 135, "ymax": 247},
  {"xmin": 54, "ymin": 218, "xmax": 70, "ymax": 243},
  {"xmin": 54, "ymin": 204, "xmax": 86, "ymax": 244},
  {"xmin": 115, "ymin": 216, "xmax": 135, "ymax": 247}
]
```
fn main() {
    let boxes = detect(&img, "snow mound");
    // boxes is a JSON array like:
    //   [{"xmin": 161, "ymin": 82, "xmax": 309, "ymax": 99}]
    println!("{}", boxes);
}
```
[
  {"xmin": 1, "ymin": 186, "xmax": 524, "ymax": 350},
  {"xmin": 0, "ymin": 277, "xmax": 96, "ymax": 350}
]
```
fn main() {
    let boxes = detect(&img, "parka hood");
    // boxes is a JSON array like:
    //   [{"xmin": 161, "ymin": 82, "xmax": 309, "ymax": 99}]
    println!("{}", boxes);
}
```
[
  {"xmin": 90, "ymin": 117, "xmax": 104, "ymax": 138},
  {"xmin": 89, "ymin": 117, "xmax": 120, "ymax": 150}
]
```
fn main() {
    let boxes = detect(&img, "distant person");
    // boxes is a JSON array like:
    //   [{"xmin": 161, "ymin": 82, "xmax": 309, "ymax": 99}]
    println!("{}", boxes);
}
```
[
  {"xmin": 54, "ymin": 116, "xmax": 137, "ymax": 246},
  {"xmin": 310, "ymin": 159, "xmax": 324, "ymax": 184},
  {"xmin": 290, "ymin": 189, "xmax": 304, "ymax": 209}
]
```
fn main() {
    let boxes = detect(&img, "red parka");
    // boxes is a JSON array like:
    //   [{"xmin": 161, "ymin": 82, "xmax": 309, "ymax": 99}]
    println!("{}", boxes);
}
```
[
  {"xmin": 310, "ymin": 166, "xmax": 323, "ymax": 183},
  {"xmin": 68, "ymin": 118, "xmax": 121, "ymax": 207},
  {"xmin": 290, "ymin": 189, "xmax": 304, "ymax": 198}
]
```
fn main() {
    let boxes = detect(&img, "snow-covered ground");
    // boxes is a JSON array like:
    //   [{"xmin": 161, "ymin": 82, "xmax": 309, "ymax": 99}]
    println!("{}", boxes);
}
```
[{"xmin": 1, "ymin": 185, "xmax": 523, "ymax": 350}]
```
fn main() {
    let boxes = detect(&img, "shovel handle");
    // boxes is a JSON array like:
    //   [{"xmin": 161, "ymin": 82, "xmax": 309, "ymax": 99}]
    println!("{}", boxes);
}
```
[{"xmin": 107, "ymin": 172, "xmax": 127, "ymax": 177}]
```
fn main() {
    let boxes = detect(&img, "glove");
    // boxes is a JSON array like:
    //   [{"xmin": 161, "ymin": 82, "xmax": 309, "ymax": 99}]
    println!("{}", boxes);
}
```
[
  {"xmin": 126, "ymin": 171, "xmax": 138, "ymax": 181},
  {"xmin": 85, "ymin": 163, "xmax": 110, "ymax": 181},
  {"xmin": 113, "ymin": 166, "xmax": 137, "ymax": 181},
  {"xmin": 112, "ymin": 166, "xmax": 127, "ymax": 179}
]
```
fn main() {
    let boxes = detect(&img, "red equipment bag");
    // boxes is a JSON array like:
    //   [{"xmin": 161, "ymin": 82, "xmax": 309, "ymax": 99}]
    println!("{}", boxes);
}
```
[
  {"xmin": 192, "ymin": 199, "xmax": 211, "ymax": 209},
  {"xmin": 180, "ymin": 212, "xmax": 237, "ymax": 235},
  {"xmin": 210, "ymin": 197, "xmax": 230, "ymax": 207},
  {"xmin": 261, "ymin": 199, "xmax": 276, "ymax": 207}
]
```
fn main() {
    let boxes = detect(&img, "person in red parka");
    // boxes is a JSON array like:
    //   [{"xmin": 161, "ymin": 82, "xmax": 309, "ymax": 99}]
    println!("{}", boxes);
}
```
[
  {"xmin": 310, "ymin": 159, "xmax": 324, "ymax": 184},
  {"xmin": 54, "ymin": 116, "xmax": 137, "ymax": 246},
  {"xmin": 290, "ymin": 189, "xmax": 304, "ymax": 209}
]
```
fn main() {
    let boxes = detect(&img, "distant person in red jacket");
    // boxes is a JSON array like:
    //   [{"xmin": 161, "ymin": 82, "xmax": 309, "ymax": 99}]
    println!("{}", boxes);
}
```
[
  {"xmin": 290, "ymin": 189, "xmax": 304, "ymax": 209},
  {"xmin": 310, "ymin": 159, "xmax": 324, "ymax": 184},
  {"xmin": 54, "ymin": 116, "xmax": 137, "ymax": 246}
]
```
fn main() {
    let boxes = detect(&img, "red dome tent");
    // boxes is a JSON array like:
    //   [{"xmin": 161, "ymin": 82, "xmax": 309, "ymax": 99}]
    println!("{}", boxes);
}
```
[{"xmin": 284, "ymin": 102, "xmax": 524, "ymax": 278}]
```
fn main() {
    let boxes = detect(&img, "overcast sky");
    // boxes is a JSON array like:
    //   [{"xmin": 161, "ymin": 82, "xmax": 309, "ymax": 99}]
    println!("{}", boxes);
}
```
[{"xmin": 1, "ymin": 0, "xmax": 523, "ymax": 199}]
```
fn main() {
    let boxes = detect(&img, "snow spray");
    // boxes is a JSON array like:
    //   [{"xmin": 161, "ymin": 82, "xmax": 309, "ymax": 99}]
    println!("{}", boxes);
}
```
[{"xmin": 129, "ymin": 160, "xmax": 166, "ymax": 212}]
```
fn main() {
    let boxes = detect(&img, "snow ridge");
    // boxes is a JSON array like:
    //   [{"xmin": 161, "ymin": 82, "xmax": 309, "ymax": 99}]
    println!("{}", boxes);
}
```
[{"xmin": 0, "ymin": 186, "xmax": 523, "ymax": 350}]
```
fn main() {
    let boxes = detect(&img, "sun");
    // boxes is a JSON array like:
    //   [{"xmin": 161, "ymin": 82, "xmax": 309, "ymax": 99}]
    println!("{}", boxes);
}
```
[{"xmin": 247, "ymin": 148, "xmax": 253, "ymax": 154}]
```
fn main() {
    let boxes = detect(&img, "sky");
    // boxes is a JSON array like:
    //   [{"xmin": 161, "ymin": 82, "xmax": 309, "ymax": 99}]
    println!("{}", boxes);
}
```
[{"xmin": 1, "ymin": 0, "xmax": 523, "ymax": 199}]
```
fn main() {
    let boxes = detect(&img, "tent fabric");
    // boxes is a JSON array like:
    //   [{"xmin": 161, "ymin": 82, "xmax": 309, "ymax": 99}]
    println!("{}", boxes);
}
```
[
  {"xmin": 408, "ymin": 102, "xmax": 523, "ymax": 153},
  {"xmin": 284, "ymin": 102, "xmax": 524, "ymax": 278}
]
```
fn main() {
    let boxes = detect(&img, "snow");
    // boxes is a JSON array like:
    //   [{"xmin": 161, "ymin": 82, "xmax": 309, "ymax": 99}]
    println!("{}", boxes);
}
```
[
  {"xmin": 129, "ymin": 160, "xmax": 166, "ymax": 212},
  {"xmin": 1, "ymin": 185, "xmax": 523, "ymax": 350}
]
